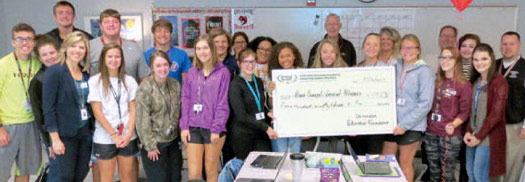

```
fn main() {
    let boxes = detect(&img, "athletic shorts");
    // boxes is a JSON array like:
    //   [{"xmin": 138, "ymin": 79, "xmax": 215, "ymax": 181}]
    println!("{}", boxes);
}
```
[
  {"xmin": 93, "ymin": 139, "xmax": 138, "ymax": 160},
  {"xmin": 0, "ymin": 122, "xmax": 42, "ymax": 182},
  {"xmin": 384, "ymin": 130, "xmax": 424, "ymax": 145},
  {"xmin": 188, "ymin": 127, "xmax": 226, "ymax": 144}
]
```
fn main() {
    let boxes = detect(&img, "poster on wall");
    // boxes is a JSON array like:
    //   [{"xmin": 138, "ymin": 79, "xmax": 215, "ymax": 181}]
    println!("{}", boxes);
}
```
[
  {"xmin": 152, "ymin": 8, "xmax": 231, "ymax": 53},
  {"xmin": 84, "ymin": 15, "xmax": 144, "ymax": 48},
  {"xmin": 205, "ymin": 16, "xmax": 224, "ymax": 33},
  {"xmin": 182, "ymin": 18, "xmax": 200, "ymax": 49},
  {"xmin": 233, "ymin": 9, "xmax": 254, "ymax": 30},
  {"xmin": 159, "ymin": 16, "xmax": 179, "ymax": 46}
]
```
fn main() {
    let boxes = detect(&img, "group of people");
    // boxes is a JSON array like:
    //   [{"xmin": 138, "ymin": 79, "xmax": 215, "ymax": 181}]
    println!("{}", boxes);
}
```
[{"xmin": 0, "ymin": 1, "xmax": 525, "ymax": 182}]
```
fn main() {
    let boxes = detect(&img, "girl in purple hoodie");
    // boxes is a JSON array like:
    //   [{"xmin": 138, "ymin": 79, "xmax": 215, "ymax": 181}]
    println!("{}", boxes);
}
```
[{"xmin": 180, "ymin": 34, "xmax": 231, "ymax": 181}]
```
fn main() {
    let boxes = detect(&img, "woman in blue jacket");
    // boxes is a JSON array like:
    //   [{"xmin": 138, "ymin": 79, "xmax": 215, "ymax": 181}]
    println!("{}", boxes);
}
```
[
  {"xmin": 382, "ymin": 34, "xmax": 435, "ymax": 182},
  {"xmin": 43, "ymin": 31, "xmax": 93, "ymax": 181}
]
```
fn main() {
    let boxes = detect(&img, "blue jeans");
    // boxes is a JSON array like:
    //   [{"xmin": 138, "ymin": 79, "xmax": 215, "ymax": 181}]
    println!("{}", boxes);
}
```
[
  {"xmin": 218, "ymin": 158, "xmax": 244, "ymax": 182},
  {"xmin": 44, "ymin": 144, "xmax": 58, "ymax": 182},
  {"xmin": 271, "ymin": 137, "xmax": 301, "ymax": 153},
  {"xmin": 466, "ymin": 145, "xmax": 490, "ymax": 182}
]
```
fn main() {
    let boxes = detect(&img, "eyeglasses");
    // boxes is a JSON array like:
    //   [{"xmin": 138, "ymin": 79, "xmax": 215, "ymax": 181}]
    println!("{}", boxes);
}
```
[
  {"xmin": 241, "ymin": 60, "xmax": 257, "ymax": 64},
  {"xmin": 438, "ymin": 56, "xmax": 454, "ymax": 61},
  {"xmin": 257, "ymin": 47, "xmax": 272, "ymax": 53},
  {"xmin": 13, "ymin": 37, "xmax": 34, "ymax": 43}
]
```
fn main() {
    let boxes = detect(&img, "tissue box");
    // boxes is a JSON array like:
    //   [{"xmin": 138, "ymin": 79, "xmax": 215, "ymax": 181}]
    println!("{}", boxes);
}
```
[{"xmin": 320, "ymin": 167, "xmax": 339, "ymax": 182}]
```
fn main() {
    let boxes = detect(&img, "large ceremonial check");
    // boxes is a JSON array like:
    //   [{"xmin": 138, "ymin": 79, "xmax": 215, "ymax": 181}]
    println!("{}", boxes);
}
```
[{"xmin": 272, "ymin": 67, "xmax": 397, "ymax": 137}]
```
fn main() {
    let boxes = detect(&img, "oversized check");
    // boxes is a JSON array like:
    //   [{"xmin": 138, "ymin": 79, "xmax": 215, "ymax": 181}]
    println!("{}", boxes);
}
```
[{"xmin": 272, "ymin": 67, "xmax": 396, "ymax": 137}]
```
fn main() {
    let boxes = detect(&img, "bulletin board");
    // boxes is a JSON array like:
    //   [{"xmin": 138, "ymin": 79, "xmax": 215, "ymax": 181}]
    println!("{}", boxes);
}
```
[{"xmin": 152, "ymin": 8, "xmax": 232, "ymax": 54}]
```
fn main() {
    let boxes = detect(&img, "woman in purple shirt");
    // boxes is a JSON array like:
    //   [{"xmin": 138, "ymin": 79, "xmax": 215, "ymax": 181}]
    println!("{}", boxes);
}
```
[{"xmin": 180, "ymin": 34, "xmax": 231, "ymax": 181}]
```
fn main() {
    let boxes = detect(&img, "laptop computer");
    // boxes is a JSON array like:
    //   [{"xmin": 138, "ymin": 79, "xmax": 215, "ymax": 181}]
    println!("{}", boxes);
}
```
[
  {"xmin": 346, "ymin": 142, "xmax": 392, "ymax": 175},
  {"xmin": 250, "ymin": 152, "xmax": 287, "ymax": 169},
  {"xmin": 236, "ymin": 142, "xmax": 295, "ymax": 182}
]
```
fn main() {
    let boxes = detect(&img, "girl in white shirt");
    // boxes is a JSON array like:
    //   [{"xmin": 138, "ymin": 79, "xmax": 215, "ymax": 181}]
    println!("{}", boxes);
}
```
[{"xmin": 88, "ymin": 43, "xmax": 138, "ymax": 182}]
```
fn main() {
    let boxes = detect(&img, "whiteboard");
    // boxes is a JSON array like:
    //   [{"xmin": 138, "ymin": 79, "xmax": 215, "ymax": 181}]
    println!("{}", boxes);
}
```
[{"xmin": 234, "ymin": 7, "xmax": 517, "ymax": 65}]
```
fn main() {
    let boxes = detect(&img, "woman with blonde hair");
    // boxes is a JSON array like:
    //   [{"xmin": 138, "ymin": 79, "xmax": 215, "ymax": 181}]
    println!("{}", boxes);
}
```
[
  {"xmin": 43, "ymin": 31, "xmax": 93, "ymax": 181},
  {"xmin": 303, "ymin": 39, "xmax": 348, "ymax": 153},
  {"xmin": 357, "ymin": 33, "xmax": 386, "ymax": 67},
  {"xmin": 383, "ymin": 34, "xmax": 435, "ymax": 182},
  {"xmin": 347, "ymin": 33, "xmax": 388, "ymax": 155},
  {"xmin": 378, "ymin": 26, "xmax": 401, "ymax": 65},
  {"xmin": 310, "ymin": 39, "xmax": 348, "ymax": 68}
]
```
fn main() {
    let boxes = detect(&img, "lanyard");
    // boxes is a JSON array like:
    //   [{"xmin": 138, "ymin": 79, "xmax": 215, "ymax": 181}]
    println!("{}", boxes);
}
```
[
  {"xmin": 77, "ymin": 77, "xmax": 89, "ymax": 109},
  {"xmin": 434, "ymin": 85, "xmax": 444, "ymax": 114},
  {"xmin": 433, "ymin": 81, "xmax": 456, "ymax": 114},
  {"xmin": 197, "ymin": 74, "xmax": 206, "ymax": 104},
  {"xmin": 109, "ymin": 79, "xmax": 122, "ymax": 124},
  {"xmin": 154, "ymin": 79, "xmax": 172, "ymax": 122},
  {"xmin": 13, "ymin": 53, "xmax": 32, "ymax": 99},
  {"xmin": 473, "ymin": 80, "xmax": 488, "ymax": 128},
  {"xmin": 499, "ymin": 58, "xmax": 520, "ymax": 78},
  {"xmin": 197, "ymin": 68, "xmax": 214, "ymax": 104},
  {"xmin": 398, "ymin": 65, "xmax": 410, "ymax": 94},
  {"xmin": 240, "ymin": 74, "xmax": 262, "ymax": 112}
]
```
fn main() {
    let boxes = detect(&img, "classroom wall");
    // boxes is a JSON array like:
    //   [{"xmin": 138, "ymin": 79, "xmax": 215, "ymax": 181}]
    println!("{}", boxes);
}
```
[
  {"xmin": 0, "ymin": 0, "xmax": 155, "ymax": 56},
  {"xmin": 1, "ymin": 0, "xmax": 524, "ymax": 56}
]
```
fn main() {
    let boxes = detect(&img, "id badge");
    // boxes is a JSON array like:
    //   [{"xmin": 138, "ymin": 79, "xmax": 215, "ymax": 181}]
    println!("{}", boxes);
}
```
[
  {"xmin": 193, "ymin": 104, "xmax": 203, "ymax": 113},
  {"xmin": 80, "ymin": 108, "xmax": 88, "ymax": 120},
  {"xmin": 165, "ymin": 126, "xmax": 173, "ymax": 135},
  {"xmin": 118, "ymin": 123, "xmax": 124, "ymax": 136},
  {"xmin": 80, "ymin": 82, "xmax": 88, "ymax": 89},
  {"xmin": 255, "ymin": 112, "xmax": 265, "ymax": 120},
  {"xmin": 431, "ymin": 113, "xmax": 442, "ymax": 122},
  {"xmin": 397, "ymin": 98, "xmax": 406, "ymax": 106},
  {"xmin": 23, "ymin": 100, "xmax": 32, "ymax": 111}
]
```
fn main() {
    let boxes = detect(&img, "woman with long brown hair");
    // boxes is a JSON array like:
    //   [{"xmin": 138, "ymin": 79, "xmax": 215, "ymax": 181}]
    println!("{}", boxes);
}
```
[
  {"xmin": 465, "ymin": 43, "xmax": 507, "ymax": 182},
  {"xmin": 88, "ymin": 43, "xmax": 139, "ymax": 182},
  {"xmin": 180, "ymin": 35, "xmax": 231, "ymax": 181},
  {"xmin": 424, "ymin": 47, "xmax": 472, "ymax": 181}
]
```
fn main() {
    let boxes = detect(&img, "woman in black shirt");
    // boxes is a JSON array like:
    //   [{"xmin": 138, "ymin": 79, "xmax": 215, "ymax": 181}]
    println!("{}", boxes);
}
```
[{"xmin": 228, "ymin": 49, "xmax": 278, "ymax": 160}]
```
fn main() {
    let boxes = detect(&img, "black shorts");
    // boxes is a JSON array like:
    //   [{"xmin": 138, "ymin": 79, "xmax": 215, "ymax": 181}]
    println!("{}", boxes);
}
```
[
  {"xmin": 93, "ymin": 139, "xmax": 139, "ymax": 159},
  {"xmin": 188, "ymin": 127, "xmax": 226, "ymax": 144},
  {"xmin": 384, "ymin": 131, "xmax": 423, "ymax": 145}
]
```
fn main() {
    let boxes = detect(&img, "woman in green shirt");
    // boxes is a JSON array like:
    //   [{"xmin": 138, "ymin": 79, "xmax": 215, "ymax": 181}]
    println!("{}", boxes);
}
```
[{"xmin": 136, "ymin": 50, "xmax": 183, "ymax": 181}]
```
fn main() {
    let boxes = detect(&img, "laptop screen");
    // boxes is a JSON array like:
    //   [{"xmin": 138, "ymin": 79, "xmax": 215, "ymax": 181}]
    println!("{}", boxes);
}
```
[{"xmin": 345, "ymin": 142, "xmax": 364, "ymax": 168}]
